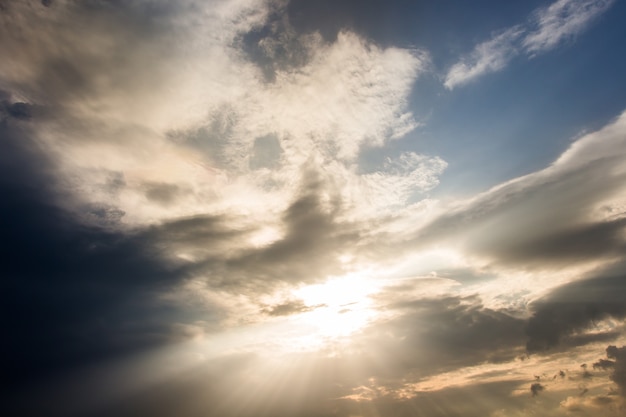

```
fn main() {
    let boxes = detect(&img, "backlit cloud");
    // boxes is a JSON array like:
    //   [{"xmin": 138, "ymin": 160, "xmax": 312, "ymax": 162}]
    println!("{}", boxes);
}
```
[{"xmin": 2, "ymin": 1, "xmax": 626, "ymax": 416}]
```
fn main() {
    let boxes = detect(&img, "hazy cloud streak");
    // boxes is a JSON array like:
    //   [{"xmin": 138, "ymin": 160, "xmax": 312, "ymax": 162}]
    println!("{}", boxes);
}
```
[{"xmin": 445, "ymin": 0, "xmax": 614, "ymax": 89}]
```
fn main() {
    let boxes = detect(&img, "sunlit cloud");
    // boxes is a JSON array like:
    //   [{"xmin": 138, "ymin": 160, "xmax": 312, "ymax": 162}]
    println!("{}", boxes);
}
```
[
  {"xmin": 523, "ymin": 0, "xmax": 615, "ymax": 55},
  {"xmin": 3, "ymin": 1, "xmax": 626, "ymax": 416},
  {"xmin": 444, "ymin": 27, "xmax": 524, "ymax": 89},
  {"xmin": 445, "ymin": 0, "xmax": 615, "ymax": 89}
]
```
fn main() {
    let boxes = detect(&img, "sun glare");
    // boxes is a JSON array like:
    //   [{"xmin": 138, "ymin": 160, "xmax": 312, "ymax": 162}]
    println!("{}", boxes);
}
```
[{"xmin": 287, "ymin": 273, "xmax": 382, "ymax": 346}]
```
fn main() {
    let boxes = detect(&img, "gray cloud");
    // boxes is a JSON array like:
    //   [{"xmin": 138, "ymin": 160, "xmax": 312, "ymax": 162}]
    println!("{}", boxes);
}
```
[
  {"xmin": 593, "ymin": 358, "xmax": 615, "ymax": 370},
  {"xmin": 142, "ymin": 182, "xmax": 188, "ymax": 206},
  {"xmin": 415, "ymin": 113, "xmax": 626, "ymax": 269},
  {"xmin": 606, "ymin": 345, "xmax": 626, "ymax": 395},
  {"xmin": 210, "ymin": 166, "xmax": 360, "ymax": 288},
  {"xmin": 0, "ymin": 110, "xmax": 212, "ymax": 395},
  {"xmin": 249, "ymin": 134, "xmax": 283, "ymax": 170},
  {"xmin": 525, "ymin": 265, "xmax": 626, "ymax": 353},
  {"xmin": 2, "ymin": 2, "xmax": 624, "ymax": 417},
  {"xmin": 263, "ymin": 299, "xmax": 325, "ymax": 316},
  {"xmin": 530, "ymin": 382, "xmax": 545, "ymax": 396},
  {"xmin": 353, "ymin": 295, "xmax": 526, "ymax": 379}
]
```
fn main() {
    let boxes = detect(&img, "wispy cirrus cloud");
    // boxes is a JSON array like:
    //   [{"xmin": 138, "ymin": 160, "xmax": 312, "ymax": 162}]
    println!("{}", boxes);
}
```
[
  {"xmin": 443, "ymin": 26, "xmax": 524, "ymax": 89},
  {"xmin": 523, "ymin": 0, "xmax": 615, "ymax": 55},
  {"xmin": 445, "ymin": 0, "xmax": 614, "ymax": 89}
]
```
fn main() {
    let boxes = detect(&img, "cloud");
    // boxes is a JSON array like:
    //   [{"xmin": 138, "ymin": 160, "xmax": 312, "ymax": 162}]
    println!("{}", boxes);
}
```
[
  {"xmin": 530, "ymin": 382, "xmax": 545, "ymax": 396},
  {"xmin": 445, "ymin": 0, "xmax": 614, "ymax": 88},
  {"xmin": 351, "ymin": 295, "xmax": 526, "ymax": 380},
  {"xmin": 263, "ymin": 299, "xmax": 325, "ymax": 316},
  {"xmin": 2, "ymin": 2, "xmax": 624, "ymax": 417},
  {"xmin": 444, "ymin": 27, "xmax": 523, "ymax": 89},
  {"xmin": 560, "ymin": 393, "xmax": 625, "ymax": 416},
  {"xmin": 416, "ymin": 111, "xmax": 626, "ymax": 270},
  {"xmin": 0, "ymin": 113, "xmax": 203, "ymax": 391},
  {"xmin": 523, "ymin": 0, "xmax": 615, "ymax": 55},
  {"xmin": 0, "ymin": 0, "xmax": 434, "ymax": 232},
  {"xmin": 604, "ymin": 345, "xmax": 626, "ymax": 395},
  {"xmin": 141, "ymin": 182, "xmax": 189, "ymax": 206},
  {"xmin": 525, "ymin": 270, "xmax": 626, "ymax": 353},
  {"xmin": 0, "ymin": 0, "xmax": 442, "ymax": 354}
]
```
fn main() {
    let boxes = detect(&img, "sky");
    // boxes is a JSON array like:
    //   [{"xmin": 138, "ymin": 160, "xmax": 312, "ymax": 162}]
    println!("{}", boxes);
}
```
[{"xmin": 2, "ymin": 0, "xmax": 626, "ymax": 416}]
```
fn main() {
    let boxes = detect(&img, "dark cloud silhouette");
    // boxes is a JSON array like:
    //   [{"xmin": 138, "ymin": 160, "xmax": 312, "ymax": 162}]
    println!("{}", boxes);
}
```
[
  {"xmin": 6, "ymin": 101, "xmax": 33, "ymax": 119},
  {"xmin": 525, "ymin": 268, "xmax": 626, "ymax": 353},
  {"xmin": 142, "ymin": 182, "xmax": 187, "ymax": 206},
  {"xmin": 0, "ymin": 112, "xmax": 209, "ymax": 404},
  {"xmin": 606, "ymin": 345, "xmax": 626, "ymax": 395},
  {"xmin": 581, "ymin": 363, "xmax": 593, "ymax": 380},
  {"xmin": 530, "ymin": 382, "xmax": 545, "ymax": 396},
  {"xmin": 353, "ymin": 295, "xmax": 526, "ymax": 378},
  {"xmin": 263, "ymin": 300, "xmax": 325, "ymax": 317},
  {"xmin": 1, "ymin": 92, "xmax": 36, "ymax": 122},
  {"xmin": 593, "ymin": 358, "xmax": 615, "ymax": 370}
]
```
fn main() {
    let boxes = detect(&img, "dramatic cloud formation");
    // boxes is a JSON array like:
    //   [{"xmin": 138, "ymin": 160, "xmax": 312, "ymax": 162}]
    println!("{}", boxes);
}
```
[{"xmin": 2, "ymin": 1, "xmax": 626, "ymax": 417}]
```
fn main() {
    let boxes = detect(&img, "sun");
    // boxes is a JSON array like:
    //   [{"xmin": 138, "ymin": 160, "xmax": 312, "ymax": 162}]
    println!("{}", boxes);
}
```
[{"xmin": 287, "ymin": 273, "xmax": 382, "ymax": 345}]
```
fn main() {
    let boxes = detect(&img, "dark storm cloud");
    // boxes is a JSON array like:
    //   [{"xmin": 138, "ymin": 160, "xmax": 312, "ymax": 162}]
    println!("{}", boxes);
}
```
[
  {"xmin": 525, "ymin": 264, "xmax": 626, "ymax": 353},
  {"xmin": 0, "ymin": 114, "xmax": 212, "ymax": 398}
]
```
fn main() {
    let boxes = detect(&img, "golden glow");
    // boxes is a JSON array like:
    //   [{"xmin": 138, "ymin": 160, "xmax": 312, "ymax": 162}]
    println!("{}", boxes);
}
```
[{"xmin": 287, "ymin": 273, "xmax": 382, "ymax": 348}]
